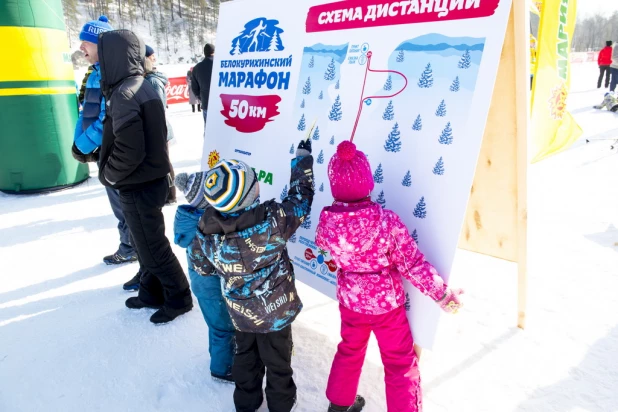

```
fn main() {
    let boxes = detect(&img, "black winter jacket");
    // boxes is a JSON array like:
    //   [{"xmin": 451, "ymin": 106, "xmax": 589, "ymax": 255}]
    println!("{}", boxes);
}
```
[
  {"xmin": 189, "ymin": 155, "xmax": 314, "ymax": 333},
  {"xmin": 190, "ymin": 56, "xmax": 214, "ymax": 111},
  {"xmin": 97, "ymin": 30, "xmax": 171, "ymax": 190}
]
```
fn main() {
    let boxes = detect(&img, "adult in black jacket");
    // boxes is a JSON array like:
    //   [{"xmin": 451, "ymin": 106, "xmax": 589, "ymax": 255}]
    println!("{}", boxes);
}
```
[
  {"xmin": 191, "ymin": 43, "xmax": 215, "ymax": 129},
  {"xmin": 98, "ymin": 29, "xmax": 192, "ymax": 324}
]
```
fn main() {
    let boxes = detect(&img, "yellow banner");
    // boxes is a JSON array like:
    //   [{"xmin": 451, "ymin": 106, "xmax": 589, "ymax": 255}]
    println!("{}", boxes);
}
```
[{"xmin": 530, "ymin": 0, "xmax": 582, "ymax": 162}]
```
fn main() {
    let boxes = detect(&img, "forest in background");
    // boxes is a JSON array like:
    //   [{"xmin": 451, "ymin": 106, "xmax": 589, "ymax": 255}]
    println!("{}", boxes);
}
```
[{"xmin": 62, "ymin": 0, "xmax": 231, "ymax": 65}]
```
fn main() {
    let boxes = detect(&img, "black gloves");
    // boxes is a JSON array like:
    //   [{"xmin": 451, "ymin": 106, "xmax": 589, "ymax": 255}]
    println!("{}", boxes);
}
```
[
  {"xmin": 71, "ymin": 143, "xmax": 99, "ymax": 164},
  {"xmin": 296, "ymin": 137, "xmax": 312, "ymax": 157}
]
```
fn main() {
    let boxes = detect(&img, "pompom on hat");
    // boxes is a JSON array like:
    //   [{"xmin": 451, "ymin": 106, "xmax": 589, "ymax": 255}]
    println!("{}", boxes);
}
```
[
  {"xmin": 174, "ymin": 172, "xmax": 209, "ymax": 209},
  {"xmin": 203, "ymin": 160, "xmax": 259, "ymax": 213},
  {"xmin": 79, "ymin": 16, "xmax": 113, "ymax": 45},
  {"xmin": 328, "ymin": 141, "xmax": 374, "ymax": 202}
]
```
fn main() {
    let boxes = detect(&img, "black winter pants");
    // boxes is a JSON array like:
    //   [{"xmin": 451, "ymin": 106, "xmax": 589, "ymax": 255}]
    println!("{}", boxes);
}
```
[
  {"xmin": 598, "ymin": 65, "xmax": 611, "ymax": 88},
  {"xmin": 118, "ymin": 178, "xmax": 191, "ymax": 309},
  {"xmin": 233, "ymin": 326, "xmax": 296, "ymax": 412}
]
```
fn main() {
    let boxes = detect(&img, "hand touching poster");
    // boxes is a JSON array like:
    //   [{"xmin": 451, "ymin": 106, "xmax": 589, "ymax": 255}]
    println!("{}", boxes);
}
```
[{"xmin": 203, "ymin": 0, "xmax": 512, "ymax": 348}]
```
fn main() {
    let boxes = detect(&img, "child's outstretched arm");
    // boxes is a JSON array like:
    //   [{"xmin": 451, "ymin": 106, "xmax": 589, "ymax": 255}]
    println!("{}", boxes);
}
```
[
  {"xmin": 389, "ymin": 213, "xmax": 463, "ymax": 312},
  {"xmin": 275, "ymin": 138, "xmax": 315, "ymax": 240},
  {"xmin": 188, "ymin": 235, "xmax": 217, "ymax": 277}
]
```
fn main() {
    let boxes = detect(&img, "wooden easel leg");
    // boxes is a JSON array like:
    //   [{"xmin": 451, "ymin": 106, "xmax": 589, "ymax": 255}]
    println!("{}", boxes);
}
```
[{"xmin": 514, "ymin": 0, "xmax": 529, "ymax": 329}]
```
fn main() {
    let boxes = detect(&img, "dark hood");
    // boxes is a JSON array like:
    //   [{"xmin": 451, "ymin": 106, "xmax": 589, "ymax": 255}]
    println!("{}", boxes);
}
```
[{"xmin": 98, "ymin": 30, "xmax": 145, "ymax": 99}]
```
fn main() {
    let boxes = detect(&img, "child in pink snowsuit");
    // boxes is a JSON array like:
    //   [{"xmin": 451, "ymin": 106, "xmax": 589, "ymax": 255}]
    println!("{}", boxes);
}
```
[{"xmin": 316, "ymin": 141, "xmax": 464, "ymax": 412}]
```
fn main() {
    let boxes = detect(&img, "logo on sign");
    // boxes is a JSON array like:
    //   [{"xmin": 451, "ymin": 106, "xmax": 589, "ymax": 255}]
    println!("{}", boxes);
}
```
[
  {"xmin": 230, "ymin": 18, "xmax": 285, "ymax": 55},
  {"xmin": 304, "ymin": 248, "xmax": 337, "ymax": 273},
  {"xmin": 207, "ymin": 151, "xmax": 221, "ymax": 169},
  {"xmin": 165, "ymin": 77, "xmax": 190, "ymax": 103}
]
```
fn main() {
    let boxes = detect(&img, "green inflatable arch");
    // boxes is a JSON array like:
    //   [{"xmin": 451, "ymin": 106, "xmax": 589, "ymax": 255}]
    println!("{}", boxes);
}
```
[{"xmin": 0, "ymin": 0, "xmax": 89, "ymax": 193}]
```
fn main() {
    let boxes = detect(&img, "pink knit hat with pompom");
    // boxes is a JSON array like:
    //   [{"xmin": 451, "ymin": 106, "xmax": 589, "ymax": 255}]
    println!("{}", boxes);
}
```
[{"xmin": 328, "ymin": 141, "xmax": 374, "ymax": 202}]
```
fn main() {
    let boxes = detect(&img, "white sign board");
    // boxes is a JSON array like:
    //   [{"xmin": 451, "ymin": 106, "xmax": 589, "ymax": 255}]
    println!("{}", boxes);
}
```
[{"xmin": 202, "ymin": 0, "xmax": 512, "ymax": 348}]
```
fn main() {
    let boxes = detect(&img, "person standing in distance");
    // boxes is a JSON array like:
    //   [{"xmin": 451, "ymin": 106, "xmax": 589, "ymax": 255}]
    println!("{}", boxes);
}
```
[
  {"xmin": 71, "ymin": 16, "xmax": 138, "ymax": 267},
  {"xmin": 190, "ymin": 43, "xmax": 214, "ymax": 136}
]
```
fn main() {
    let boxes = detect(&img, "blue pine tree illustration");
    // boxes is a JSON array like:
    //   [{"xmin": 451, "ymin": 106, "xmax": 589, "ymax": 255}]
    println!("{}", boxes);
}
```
[
  {"xmin": 413, "ymin": 197, "xmax": 427, "ymax": 219},
  {"xmin": 384, "ymin": 122, "xmax": 402, "ymax": 153},
  {"xmin": 280, "ymin": 185, "xmax": 288, "ymax": 201},
  {"xmin": 411, "ymin": 229, "xmax": 418, "ymax": 244},
  {"xmin": 438, "ymin": 122, "xmax": 453, "ymax": 145},
  {"xmin": 319, "ymin": 183, "xmax": 324, "ymax": 192},
  {"xmin": 433, "ymin": 157, "xmax": 445, "ymax": 175},
  {"xmin": 289, "ymin": 233, "xmax": 297, "ymax": 243},
  {"xmin": 318, "ymin": 91, "xmax": 323, "ymax": 100},
  {"xmin": 300, "ymin": 99, "xmax": 305, "ymax": 108},
  {"xmin": 297, "ymin": 114, "xmax": 306, "ymax": 131},
  {"xmin": 324, "ymin": 58, "xmax": 336, "ymax": 81},
  {"xmin": 458, "ymin": 50, "xmax": 471, "ymax": 69},
  {"xmin": 289, "ymin": 144, "xmax": 295, "ymax": 154},
  {"xmin": 373, "ymin": 163, "xmax": 384, "ymax": 184},
  {"xmin": 309, "ymin": 55, "xmax": 315, "ymax": 68},
  {"xmin": 450, "ymin": 76, "xmax": 460, "ymax": 92},
  {"xmin": 404, "ymin": 292, "xmax": 411, "ymax": 311},
  {"xmin": 402, "ymin": 170, "xmax": 412, "ymax": 187},
  {"xmin": 383, "ymin": 75, "xmax": 392, "ymax": 91},
  {"xmin": 328, "ymin": 95, "xmax": 343, "ymax": 121},
  {"xmin": 317, "ymin": 150, "xmax": 324, "ymax": 164},
  {"xmin": 382, "ymin": 100, "xmax": 395, "ymax": 121},
  {"xmin": 435, "ymin": 100, "xmax": 447, "ymax": 117},
  {"xmin": 335, "ymin": 79, "xmax": 340, "ymax": 89},
  {"xmin": 312, "ymin": 126, "xmax": 320, "ymax": 141},
  {"xmin": 330, "ymin": 135, "xmax": 335, "ymax": 145},
  {"xmin": 302, "ymin": 77, "xmax": 311, "ymax": 95},
  {"xmin": 376, "ymin": 190, "xmax": 386, "ymax": 208},
  {"xmin": 300, "ymin": 213, "xmax": 312, "ymax": 229},
  {"xmin": 396, "ymin": 50, "xmax": 404, "ymax": 63},
  {"xmin": 412, "ymin": 114, "xmax": 422, "ymax": 131},
  {"xmin": 418, "ymin": 63, "xmax": 434, "ymax": 88}
]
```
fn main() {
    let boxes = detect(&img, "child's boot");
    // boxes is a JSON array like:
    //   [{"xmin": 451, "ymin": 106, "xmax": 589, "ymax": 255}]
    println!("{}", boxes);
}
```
[{"xmin": 328, "ymin": 395, "xmax": 366, "ymax": 412}]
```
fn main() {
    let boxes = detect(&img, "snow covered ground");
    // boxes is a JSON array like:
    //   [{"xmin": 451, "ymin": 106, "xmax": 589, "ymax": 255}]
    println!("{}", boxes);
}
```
[{"xmin": 1, "ymin": 63, "xmax": 617, "ymax": 412}]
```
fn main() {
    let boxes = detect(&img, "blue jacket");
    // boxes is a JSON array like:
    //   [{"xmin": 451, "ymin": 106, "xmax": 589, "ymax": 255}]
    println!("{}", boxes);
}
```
[
  {"xmin": 174, "ymin": 205, "xmax": 204, "ymax": 249},
  {"xmin": 74, "ymin": 63, "xmax": 105, "ymax": 154}
]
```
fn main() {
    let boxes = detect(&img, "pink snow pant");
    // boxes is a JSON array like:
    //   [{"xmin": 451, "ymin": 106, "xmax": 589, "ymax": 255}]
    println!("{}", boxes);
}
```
[{"xmin": 326, "ymin": 305, "xmax": 422, "ymax": 412}]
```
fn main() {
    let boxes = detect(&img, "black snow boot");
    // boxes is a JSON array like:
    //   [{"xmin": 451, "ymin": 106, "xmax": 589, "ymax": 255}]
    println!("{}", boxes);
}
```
[
  {"xmin": 150, "ymin": 304, "xmax": 193, "ymax": 324},
  {"xmin": 125, "ymin": 297, "xmax": 162, "ymax": 310},
  {"xmin": 123, "ymin": 271, "xmax": 142, "ymax": 291},
  {"xmin": 327, "ymin": 395, "xmax": 366, "ymax": 412}
]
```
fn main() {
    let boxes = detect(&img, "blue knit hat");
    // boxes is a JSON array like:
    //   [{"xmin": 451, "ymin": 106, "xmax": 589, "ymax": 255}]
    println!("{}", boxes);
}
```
[
  {"xmin": 203, "ymin": 160, "xmax": 259, "ymax": 213},
  {"xmin": 79, "ymin": 16, "xmax": 113, "ymax": 44},
  {"xmin": 145, "ymin": 45, "xmax": 155, "ymax": 57}
]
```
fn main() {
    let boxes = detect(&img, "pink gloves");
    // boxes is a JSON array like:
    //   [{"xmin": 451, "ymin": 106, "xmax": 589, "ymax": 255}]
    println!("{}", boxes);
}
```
[{"xmin": 436, "ymin": 288, "xmax": 464, "ymax": 314}]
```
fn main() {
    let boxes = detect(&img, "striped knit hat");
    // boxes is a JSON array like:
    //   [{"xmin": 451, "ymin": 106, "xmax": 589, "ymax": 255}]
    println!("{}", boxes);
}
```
[
  {"xmin": 174, "ymin": 172, "xmax": 209, "ymax": 209},
  {"xmin": 203, "ymin": 159, "xmax": 259, "ymax": 213}
]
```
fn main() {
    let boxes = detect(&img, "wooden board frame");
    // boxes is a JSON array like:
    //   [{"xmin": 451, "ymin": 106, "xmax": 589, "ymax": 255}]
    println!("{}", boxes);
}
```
[{"xmin": 458, "ymin": 0, "xmax": 529, "ymax": 329}]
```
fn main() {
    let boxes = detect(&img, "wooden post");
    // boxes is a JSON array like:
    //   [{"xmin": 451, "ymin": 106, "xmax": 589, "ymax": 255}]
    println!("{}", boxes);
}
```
[
  {"xmin": 514, "ymin": 0, "xmax": 529, "ymax": 330},
  {"xmin": 458, "ymin": 0, "xmax": 529, "ymax": 329}
]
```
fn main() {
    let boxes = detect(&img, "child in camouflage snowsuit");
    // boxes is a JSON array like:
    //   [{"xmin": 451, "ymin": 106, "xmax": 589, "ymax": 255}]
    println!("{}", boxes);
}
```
[{"xmin": 188, "ymin": 137, "xmax": 314, "ymax": 412}]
